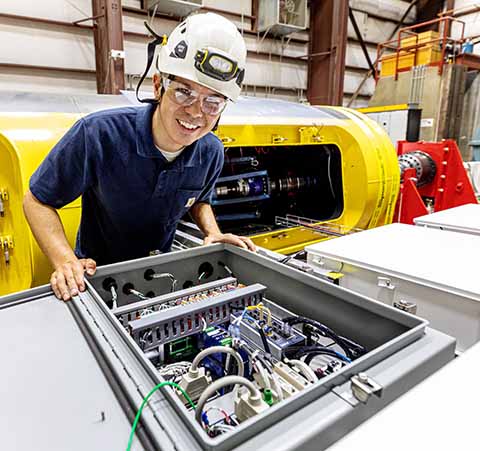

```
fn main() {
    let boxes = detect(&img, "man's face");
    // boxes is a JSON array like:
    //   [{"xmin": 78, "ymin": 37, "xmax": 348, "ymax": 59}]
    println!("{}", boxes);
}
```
[{"xmin": 153, "ymin": 74, "xmax": 225, "ymax": 149}]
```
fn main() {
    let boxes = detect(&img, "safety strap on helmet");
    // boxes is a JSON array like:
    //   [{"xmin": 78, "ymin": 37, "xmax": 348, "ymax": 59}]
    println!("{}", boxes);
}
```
[{"xmin": 136, "ymin": 22, "xmax": 167, "ymax": 104}]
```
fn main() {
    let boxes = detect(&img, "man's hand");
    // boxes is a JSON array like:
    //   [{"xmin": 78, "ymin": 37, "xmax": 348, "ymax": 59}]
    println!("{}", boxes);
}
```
[
  {"xmin": 50, "ymin": 258, "xmax": 97, "ymax": 301},
  {"xmin": 204, "ymin": 232, "xmax": 256, "ymax": 252}
]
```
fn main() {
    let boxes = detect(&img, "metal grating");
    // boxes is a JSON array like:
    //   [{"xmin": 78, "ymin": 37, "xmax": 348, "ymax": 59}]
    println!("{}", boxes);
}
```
[{"xmin": 129, "ymin": 284, "xmax": 266, "ymax": 350}]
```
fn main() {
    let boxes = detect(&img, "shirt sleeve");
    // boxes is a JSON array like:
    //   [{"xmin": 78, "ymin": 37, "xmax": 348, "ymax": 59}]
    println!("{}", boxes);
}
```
[
  {"xmin": 29, "ymin": 118, "xmax": 95, "ymax": 209},
  {"xmin": 195, "ymin": 139, "xmax": 225, "ymax": 205}
]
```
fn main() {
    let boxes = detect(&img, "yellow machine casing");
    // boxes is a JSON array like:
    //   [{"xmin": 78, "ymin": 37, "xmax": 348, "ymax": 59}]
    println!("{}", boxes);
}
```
[
  {"xmin": 0, "ymin": 101, "xmax": 399, "ymax": 295},
  {"xmin": 0, "ymin": 113, "xmax": 81, "ymax": 293}
]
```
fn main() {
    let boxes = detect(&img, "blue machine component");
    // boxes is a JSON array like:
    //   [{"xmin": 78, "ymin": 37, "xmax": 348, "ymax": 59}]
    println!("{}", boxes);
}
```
[
  {"xmin": 212, "ymin": 170, "xmax": 270, "ymax": 206},
  {"xmin": 198, "ymin": 327, "xmax": 250, "ymax": 379},
  {"xmin": 462, "ymin": 39, "xmax": 474, "ymax": 54}
]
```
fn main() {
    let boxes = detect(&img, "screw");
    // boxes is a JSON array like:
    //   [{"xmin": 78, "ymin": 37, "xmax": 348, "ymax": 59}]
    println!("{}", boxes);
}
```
[{"xmin": 358, "ymin": 373, "xmax": 369, "ymax": 383}]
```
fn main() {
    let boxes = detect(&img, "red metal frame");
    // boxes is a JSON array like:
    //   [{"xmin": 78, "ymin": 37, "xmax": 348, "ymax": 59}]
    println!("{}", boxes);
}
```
[
  {"xmin": 395, "ymin": 140, "xmax": 478, "ymax": 224},
  {"xmin": 375, "ymin": 16, "xmax": 466, "ymax": 82}
]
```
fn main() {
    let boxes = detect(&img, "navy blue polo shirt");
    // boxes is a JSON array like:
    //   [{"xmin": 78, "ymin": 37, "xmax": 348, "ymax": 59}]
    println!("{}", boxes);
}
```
[{"xmin": 30, "ymin": 104, "xmax": 224, "ymax": 265}]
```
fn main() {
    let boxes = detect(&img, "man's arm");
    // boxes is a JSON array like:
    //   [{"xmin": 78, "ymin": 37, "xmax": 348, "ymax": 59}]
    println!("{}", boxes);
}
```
[
  {"xmin": 23, "ymin": 190, "xmax": 96, "ymax": 300},
  {"xmin": 189, "ymin": 202, "xmax": 256, "ymax": 251}
]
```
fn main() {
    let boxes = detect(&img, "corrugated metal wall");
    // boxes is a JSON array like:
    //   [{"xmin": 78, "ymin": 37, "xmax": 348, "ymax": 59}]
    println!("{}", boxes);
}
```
[
  {"xmin": 453, "ymin": 0, "xmax": 480, "ymax": 159},
  {"xmin": 0, "ymin": 0, "xmax": 416, "ymax": 106}
]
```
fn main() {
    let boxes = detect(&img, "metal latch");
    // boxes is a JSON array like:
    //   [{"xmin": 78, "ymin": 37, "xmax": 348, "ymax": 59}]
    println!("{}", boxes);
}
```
[
  {"xmin": 394, "ymin": 299, "xmax": 417, "ymax": 315},
  {"xmin": 377, "ymin": 276, "xmax": 395, "ymax": 290},
  {"xmin": 311, "ymin": 256, "xmax": 325, "ymax": 266},
  {"xmin": 0, "ymin": 188, "xmax": 8, "ymax": 217},
  {"xmin": 351, "ymin": 373, "xmax": 383, "ymax": 403},
  {"xmin": 0, "ymin": 235, "xmax": 13, "ymax": 265},
  {"xmin": 219, "ymin": 135, "xmax": 235, "ymax": 144},
  {"xmin": 272, "ymin": 134, "xmax": 288, "ymax": 144}
]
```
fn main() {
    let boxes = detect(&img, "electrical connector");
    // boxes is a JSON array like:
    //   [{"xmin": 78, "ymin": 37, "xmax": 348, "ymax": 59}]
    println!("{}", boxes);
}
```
[
  {"xmin": 253, "ymin": 371, "xmax": 298, "ymax": 402},
  {"xmin": 178, "ymin": 367, "xmax": 212, "ymax": 403},
  {"xmin": 234, "ymin": 386, "xmax": 269, "ymax": 422},
  {"xmin": 273, "ymin": 361, "xmax": 310, "ymax": 391},
  {"xmin": 262, "ymin": 389, "xmax": 274, "ymax": 406}
]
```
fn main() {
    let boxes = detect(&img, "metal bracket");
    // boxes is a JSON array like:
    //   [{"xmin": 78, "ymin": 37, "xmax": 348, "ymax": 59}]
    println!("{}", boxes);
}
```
[
  {"xmin": 393, "ymin": 299, "xmax": 417, "ymax": 315},
  {"xmin": 219, "ymin": 135, "xmax": 236, "ymax": 145},
  {"xmin": 0, "ymin": 188, "xmax": 8, "ymax": 217},
  {"xmin": 0, "ymin": 235, "xmax": 13, "ymax": 265},
  {"xmin": 350, "ymin": 373, "xmax": 383, "ymax": 403},
  {"xmin": 110, "ymin": 49, "xmax": 125, "ymax": 59},
  {"xmin": 377, "ymin": 276, "xmax": 395, "ymax": 290}
]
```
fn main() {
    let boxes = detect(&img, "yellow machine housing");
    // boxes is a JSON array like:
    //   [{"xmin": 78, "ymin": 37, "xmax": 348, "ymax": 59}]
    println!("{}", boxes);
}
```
[{"xmin": 0, "ymin": 94, "xmax": 399, "ymax": 295}]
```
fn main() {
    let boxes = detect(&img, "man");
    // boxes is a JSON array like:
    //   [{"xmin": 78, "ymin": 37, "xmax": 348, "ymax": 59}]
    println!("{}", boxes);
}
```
[{"xmin": 23, "ymin": 13, "xmax": 255, "ymax": 302}]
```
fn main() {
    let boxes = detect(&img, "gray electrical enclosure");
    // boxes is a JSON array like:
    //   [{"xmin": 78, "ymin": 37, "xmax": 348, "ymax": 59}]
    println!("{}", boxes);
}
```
[{"xmin": 0, "ymin": 244, "xmax": 455, "ymax": 451}]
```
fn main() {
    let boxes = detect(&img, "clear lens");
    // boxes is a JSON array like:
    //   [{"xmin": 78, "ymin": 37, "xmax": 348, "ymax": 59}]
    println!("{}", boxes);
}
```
[
  {"xmin": 164, "ymin": 79, "xmax": 227, "ymax": 115},
  {"xmin": 202, "ymin": 97, "xmax": 226, "ymax": 115}
]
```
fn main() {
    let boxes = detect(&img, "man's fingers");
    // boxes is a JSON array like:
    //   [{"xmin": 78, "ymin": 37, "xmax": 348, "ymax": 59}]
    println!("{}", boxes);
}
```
[
  {"xmin": 71, "ymin": 261, "xmax": 86, "ymax": 292},
  {"xmin": 62, "ymin": 264, "xmax": 80, "ymax": 298},
  {"xmin": 240, "ymin": 236, "xmax": 256, "ymax": 252},
  {"xmin": 54, "ymin": 271, "xmax": 72, "ymax": 301},
  {"xmin": 50, "ymin": 274, "xmax": 62, "ymax": 300},
  {"xmin": 203, "ymin": 233, "xmax": 255, "ymax": 251},
  {"xmin": 82, "ymin": 258, "xmax": 97, "ymax": 276},
  {"xmin": 225, "ymin": 234, "xmax": 248, "ymax": 249}
]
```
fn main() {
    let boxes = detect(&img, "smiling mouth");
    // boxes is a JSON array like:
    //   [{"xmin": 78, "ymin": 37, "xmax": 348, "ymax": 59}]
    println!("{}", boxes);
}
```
[{"xmin": 177, "ymin": 119, "xmax": 202, "ymax": 131}]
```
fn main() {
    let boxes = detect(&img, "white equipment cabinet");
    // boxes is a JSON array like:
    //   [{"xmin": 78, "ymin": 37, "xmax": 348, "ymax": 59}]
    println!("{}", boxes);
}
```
[
  {"xmin": 258, "ymin": 0, "xmax": 308, "ymax": 36},
  {"xmin": 145, "ymin": 0, "xmax": 203, "ymax": 18},
  {"xmin": 414, "ymin": 203, "xmax": 480, "ymax": 236},
  {"xmin": 306, "ymin": 223, "xmax": 480, "ymax": 352}
]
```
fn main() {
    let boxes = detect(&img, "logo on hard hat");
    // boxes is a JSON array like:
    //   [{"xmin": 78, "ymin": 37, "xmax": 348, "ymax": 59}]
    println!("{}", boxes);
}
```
[{"xmin": 171, "ymin": 40, "xmax": 188, "ymax": 59}]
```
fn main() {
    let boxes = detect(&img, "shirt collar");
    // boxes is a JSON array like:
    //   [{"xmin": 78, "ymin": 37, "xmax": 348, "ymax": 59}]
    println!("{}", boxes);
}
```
[{"xmin": 135, "ymin": 104, "xmax": 202, "ymax": 168}]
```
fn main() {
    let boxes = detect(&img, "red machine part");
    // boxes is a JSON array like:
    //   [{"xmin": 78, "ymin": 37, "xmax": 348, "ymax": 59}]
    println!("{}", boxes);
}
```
[{"xmin": 394, "ymin": 140, "xmax": 478, "ymax": 224}]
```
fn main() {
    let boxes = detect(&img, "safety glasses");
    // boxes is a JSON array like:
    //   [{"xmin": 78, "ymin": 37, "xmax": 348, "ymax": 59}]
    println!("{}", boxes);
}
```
[{"xmin": 162, "ymin": 78, "xmax": 228, "ymax": 116}]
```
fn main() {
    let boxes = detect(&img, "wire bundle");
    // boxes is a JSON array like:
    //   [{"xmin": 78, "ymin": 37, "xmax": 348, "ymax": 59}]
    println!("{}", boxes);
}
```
[{"xmin": 283, "ymin": 316, "xmax": 366, "ymax": 360}]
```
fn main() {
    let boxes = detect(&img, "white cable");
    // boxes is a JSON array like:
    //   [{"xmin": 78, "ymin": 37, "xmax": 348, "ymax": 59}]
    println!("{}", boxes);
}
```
[
  {"xmin": 270, "ymin": 372, "xmax": 283, "ymax": 401},
  {"xmin": 152, "ymin": 272, "xmax": 177, "ymax": 292},
  {"xmin": 254, "ymin": 359, "xmax": 271, "ymax": 390},
  {"xmin": 110, "ymin": 286, "xmax": 118, "ymax": 309},
  {"xmin": 129, "ymin": 288, "xmax": 149, "ymax": 300},
  {"xmin": 195, "ymin": 375, "xmax": 260, "ymax": 424},
  {"xmin": 288, "ymin": 359, "xmax": 318, "ymax": 383}
]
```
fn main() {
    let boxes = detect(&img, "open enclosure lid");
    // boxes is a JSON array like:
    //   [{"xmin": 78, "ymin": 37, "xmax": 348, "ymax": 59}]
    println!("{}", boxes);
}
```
[{"xmin": 0, "ymin": 286, "xmax": 136, "ymax": 450}]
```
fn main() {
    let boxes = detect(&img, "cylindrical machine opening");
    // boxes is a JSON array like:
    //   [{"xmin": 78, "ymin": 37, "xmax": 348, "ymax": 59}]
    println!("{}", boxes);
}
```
[{"xmin": 209, "ymin": 144, "xmax": 343, "ymax": 236}]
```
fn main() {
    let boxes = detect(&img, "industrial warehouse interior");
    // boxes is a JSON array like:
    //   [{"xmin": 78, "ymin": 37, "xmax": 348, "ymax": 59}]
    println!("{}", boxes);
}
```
[{"xmin": 1, "ymin": 0, "xmax": 480, "ymax": 450}]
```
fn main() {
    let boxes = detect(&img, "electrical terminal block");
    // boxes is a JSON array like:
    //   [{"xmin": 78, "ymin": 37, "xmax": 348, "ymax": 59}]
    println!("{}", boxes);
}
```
[
  {"xmin": 178, "ymin": 367, "xmax": 212, "ymax": 403},
  {"xmin": 253, "ymin": 371, "xmax": 299, "ymax": 402},
  {"xmin": 273, "ymin": 361, "xmax": 311, "ymax": 391},
  {"xmin": 234, "ymin": 386, "xmax": 270, "ymax": 422}
]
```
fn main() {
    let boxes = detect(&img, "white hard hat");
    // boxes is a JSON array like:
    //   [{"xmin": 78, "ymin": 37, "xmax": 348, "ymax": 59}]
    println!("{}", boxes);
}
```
[{"xmin": 157, "ymin": 13, "xmax": 247, "ymax": 101}]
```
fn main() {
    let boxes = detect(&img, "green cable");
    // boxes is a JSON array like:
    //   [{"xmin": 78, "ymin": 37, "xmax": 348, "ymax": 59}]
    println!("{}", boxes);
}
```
[{"xmin": 126, "ymin": 381, "xmax": 196, "ymax": 451}]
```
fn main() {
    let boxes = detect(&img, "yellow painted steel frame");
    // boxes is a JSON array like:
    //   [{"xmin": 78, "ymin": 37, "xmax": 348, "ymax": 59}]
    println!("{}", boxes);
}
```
[{"xmin": 0, "ymin": 106, "xmax": 399, "ymax": 295}]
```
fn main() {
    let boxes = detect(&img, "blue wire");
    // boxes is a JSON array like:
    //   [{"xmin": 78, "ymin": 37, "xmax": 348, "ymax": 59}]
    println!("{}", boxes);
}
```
[{"xmin": 334, "ymin": 351, "xmax": 351, "ymax": 363}]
